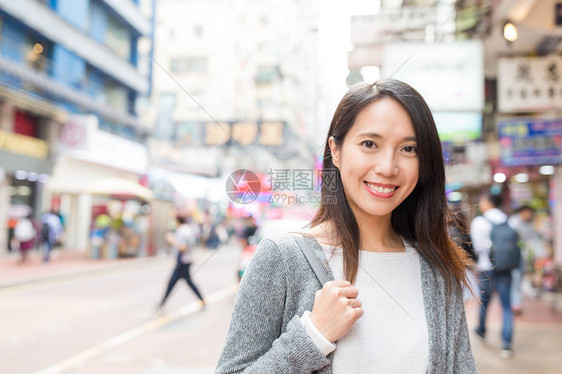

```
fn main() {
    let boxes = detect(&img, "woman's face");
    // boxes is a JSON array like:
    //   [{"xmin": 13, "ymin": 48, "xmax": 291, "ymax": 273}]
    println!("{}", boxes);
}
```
[{"xmin": 329, "ymin": 98, "xmax": 419, "ymax": 222}]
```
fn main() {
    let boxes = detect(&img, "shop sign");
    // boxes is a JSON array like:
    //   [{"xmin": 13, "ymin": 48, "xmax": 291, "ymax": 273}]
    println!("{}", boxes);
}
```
[
  {"xmin": 66, "ymin": 129, "xmax": 148, "ymax": 174},
  {"xmin": 58, "ymin": 114, "xmax": 97, "ymax": 150},
  {"xmin": 351, "ymin": 7, "xmax": 437, "ymax": 45},
  {"xmin": 0, "ymin": 129, "xmax": 49, "ymax": 159},
  {"xmin": 499, "ymin": 118, "xmax": 562, "ymax": 166},
  {"xmin": 203, "ymin": 121, "xmax": 285, "ymax": 147},
  {"xmin": 177, "ymin": 121, "xmax": 203, "ymax": 147},
  {"xmin": 382, "ymin": 41, "xmax": 484, "ymax": 111},
  {"xmin": 433, "ymin": 112, "xmax": 482, "ymax": 143},
  {"xmin": 445, "ymin": 162, "xmax": 492, "ymax": 187},
  {"xmin": 498, "ymin": 56, "xmax": 562, "ymax": 113},
  {"xmin": 147, "ymin": 139, "xmax": 220, "ymax": 176}
]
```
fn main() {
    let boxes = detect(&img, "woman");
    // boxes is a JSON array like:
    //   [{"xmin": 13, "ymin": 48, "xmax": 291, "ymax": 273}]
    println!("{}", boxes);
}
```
[
  {"xmin": 216, "ymin": 80, "xmax": 476, "ymax": 373},
  {"xmin": 158, "ymin": 215, "xmax": 205, "ymax": 309}
]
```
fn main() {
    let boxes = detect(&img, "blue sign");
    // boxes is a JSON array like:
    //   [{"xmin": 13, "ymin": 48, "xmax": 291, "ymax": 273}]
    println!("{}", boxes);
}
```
[{"xmin": 499, "ymin": 118, "xmax": 562, "ymax": 166}]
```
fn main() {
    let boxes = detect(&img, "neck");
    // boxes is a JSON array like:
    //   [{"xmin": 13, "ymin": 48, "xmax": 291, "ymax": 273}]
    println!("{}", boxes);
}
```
[
  {"xmin": 354, "ymin": 213, "xmax": 404, "ymax": 253},
  {"xmin": 311, "ymin": 214, "xmax": 404, "ymax": 253}
]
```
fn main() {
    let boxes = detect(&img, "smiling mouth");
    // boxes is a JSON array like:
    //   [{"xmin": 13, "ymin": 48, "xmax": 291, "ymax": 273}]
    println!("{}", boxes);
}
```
[{"xmin": 364, "ymin": 182, "xmax": 398, "ymax": 194}]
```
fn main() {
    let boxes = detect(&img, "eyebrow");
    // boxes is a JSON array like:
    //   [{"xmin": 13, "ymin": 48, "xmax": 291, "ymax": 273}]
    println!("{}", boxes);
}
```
[{"xmin": 356, "ymin": 132, "xmax": 417, "ymax": 142}]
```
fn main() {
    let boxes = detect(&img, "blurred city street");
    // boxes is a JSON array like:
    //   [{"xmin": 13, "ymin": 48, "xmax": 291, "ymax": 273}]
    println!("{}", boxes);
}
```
[
  {"xmin": 1, "ymin": 0, "xmax": 562, "ymax": 373},
  {"xmin": 0, "ymin": 245, "xmax": 240, "ymax": 374},
  {"xmin": 1, "ymin": 245, "xmax": 562, "ymax": 373}
]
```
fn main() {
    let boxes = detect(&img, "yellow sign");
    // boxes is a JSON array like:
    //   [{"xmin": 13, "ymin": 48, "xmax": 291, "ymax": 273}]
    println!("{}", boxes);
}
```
[
  {"xmin": 0, "ymin": 129, "xmax": 49, "ymax": 159},
  {"xmin": 232, "ymin": 122, "xmax": 258, "ymax": 146},
  {"xmin": 204, "ymin": 122, "xmax": 230, "ymax": 146},
  {"xmin": 260, "ymin": 121, "xmax": 284, "ymax": 146}
]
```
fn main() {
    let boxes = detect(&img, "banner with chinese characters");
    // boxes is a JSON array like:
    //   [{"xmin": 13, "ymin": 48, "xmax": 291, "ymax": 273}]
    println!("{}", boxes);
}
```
[
  {"xmin": 498, "ymin": 56, "xmax": 562, "ymax": 113},
  {"xmin": 178, "ymin": 120, "xmax": 286, "ymax": 147},
  {"xmin": 499, "ymin": 118, "xmax": 562, "ymax": 166}
]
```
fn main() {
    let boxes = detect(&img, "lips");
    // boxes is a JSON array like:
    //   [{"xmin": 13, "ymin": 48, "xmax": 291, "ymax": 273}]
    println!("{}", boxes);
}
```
[{"xmin": 364, "ymin": 182, "xmax": 399, "ymax": 197}]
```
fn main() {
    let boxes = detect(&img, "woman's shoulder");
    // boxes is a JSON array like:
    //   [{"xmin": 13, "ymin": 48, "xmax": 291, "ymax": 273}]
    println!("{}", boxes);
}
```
[
  {"xmin": 246, "ymin": 233, "xmax": 319, "ymax": 284},
  {"xmin": 256, "ymin": 232, "xmax": 308, "ymax": 258}
]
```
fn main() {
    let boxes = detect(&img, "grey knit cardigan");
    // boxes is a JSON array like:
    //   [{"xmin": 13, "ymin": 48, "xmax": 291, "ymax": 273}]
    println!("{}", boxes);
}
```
[{"xmin": 216, "ymin": 234, "xmax": 477, "ymax": 374}]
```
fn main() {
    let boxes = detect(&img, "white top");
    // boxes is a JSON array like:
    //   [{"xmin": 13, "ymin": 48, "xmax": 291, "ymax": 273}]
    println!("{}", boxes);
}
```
[
  {"xmin": 175, "ymin": 224, "xmax": 196, "ymax": 264},
  {"xmin": 301, "ymin": 241, "xmax": 429, "ymax": 374},
  {"xmin": 470, "ymin": 208, "xmax": 508, "ymax": 272}
]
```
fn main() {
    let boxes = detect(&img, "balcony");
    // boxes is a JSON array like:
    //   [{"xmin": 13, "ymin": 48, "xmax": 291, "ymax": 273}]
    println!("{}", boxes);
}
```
[
  {"xmin": 101, "ymin": 0, "xmax": 151, "ymax": 36},
  {"xmin": 0, "ymin": 0, "xmax": 149, "ymax": 94},
  {"xmin": 0, "ymin": 55, "xmax": 142, "ymax": 129}
]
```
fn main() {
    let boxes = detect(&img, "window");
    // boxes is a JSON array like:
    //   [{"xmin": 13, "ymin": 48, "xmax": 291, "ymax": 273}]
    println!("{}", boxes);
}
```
[
  {"xmin": 154, "ymin": 92, "xmax": 176, "ymax": 140},
  {"xmin": 24, "ymin": 36, "xmax": 52, "ymax": 74},
  {"xmin": 169, "ymin": 57, "xmax": 207, "ymax": 74},
  {"xmin": 255, "ymin": 65, "xmax": 280, "ymax": 85},
  {"xmin": 106, "ymin": 14, "xmax": 131, "ymax": 61},
  {"xmin": 104, "ymin": 79, "xmax": 129, "ymax": 113}
]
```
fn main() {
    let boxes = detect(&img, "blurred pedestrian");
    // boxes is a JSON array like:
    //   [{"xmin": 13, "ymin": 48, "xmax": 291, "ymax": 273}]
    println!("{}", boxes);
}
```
[
  {"xmin": 217, "ymin": 80, "xmax": 476, "ymax": 373},
  {"xmin": 158, "ymin": 215, "xmax": 205, "ymax": 309},
  {"xmin": 238, "ymin": 215, "xmax": 257, "ymax": 247},
  {"xmin": 508, "ymin": 205, "xmax": 538, "ymax": 314},
  {"xmin": 470, "ymin": 192, "xmax": 520, "ymax": 358},
  {"xmin": 40, "ymin": 210, "xmax": 63, "ymax": 263},
  {"xmin": 14, "ymin": 213, "xmax": 36, "ymax": 263}
]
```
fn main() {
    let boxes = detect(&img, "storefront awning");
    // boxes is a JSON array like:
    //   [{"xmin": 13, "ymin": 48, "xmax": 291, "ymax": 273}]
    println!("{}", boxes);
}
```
[{"xmin": 87, "ymin": 177, "xmax": 154, "ymax": 201}]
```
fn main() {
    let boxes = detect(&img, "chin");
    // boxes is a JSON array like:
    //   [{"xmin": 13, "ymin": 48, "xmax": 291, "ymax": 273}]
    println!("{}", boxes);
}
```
[{"xmin": 355, "ymin": 203, "xmax": 395, "ymax": 219}]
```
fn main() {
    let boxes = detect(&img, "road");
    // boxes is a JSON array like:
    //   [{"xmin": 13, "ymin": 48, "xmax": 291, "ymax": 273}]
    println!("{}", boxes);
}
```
[
  {"xmin": 0, "ymin": 245, "xmax": 240, "ymax": 374},
  {"xmin": 2, "ymin": 241, "xmax": 562, "ymax": 374}
]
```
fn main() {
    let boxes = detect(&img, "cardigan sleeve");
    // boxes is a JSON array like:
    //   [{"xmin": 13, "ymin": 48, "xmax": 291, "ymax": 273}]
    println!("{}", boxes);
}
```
[
  {"xmin": 451, "ymin": 283, "xmax": 478, "ymax": 373},
  {"xmin": 215, "ymin": 238, "xmax": 331, "ymax": 374}
]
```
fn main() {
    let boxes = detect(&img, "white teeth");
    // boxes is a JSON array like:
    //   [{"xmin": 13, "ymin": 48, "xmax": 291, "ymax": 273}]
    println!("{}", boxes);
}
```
[{"xmin": 366, "ymin": 183, "xmax": 396, "ymax": 194}]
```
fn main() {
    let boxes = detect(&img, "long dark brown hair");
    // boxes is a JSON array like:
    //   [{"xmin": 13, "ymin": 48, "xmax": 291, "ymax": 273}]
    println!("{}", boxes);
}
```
[{"xmin": 311, "ymin": 79, "xmax": 471, "ymax": 293}]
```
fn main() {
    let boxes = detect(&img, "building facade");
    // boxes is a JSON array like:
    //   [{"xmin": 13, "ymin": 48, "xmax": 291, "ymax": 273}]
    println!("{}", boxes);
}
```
[
  {"xmin": 0, "ymin": 0, "xmax": 154, "ymax": 253},
  {"xmin": 147, "ymin": 0, "xmax": 320, "ymax": 180}
]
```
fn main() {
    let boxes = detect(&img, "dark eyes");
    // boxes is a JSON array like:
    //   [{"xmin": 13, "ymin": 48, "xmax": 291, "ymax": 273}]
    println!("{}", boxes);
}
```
[
  {"xmin": 361, "ymin": 140, "xmax": 376, "ymax": 149},
  {"xmin": 360, "ymin": 140, "xmax": 417, "ymax": 154},
  {"xmin": 402, "ymin": 145, "xmax": 418, "ymax": 154}
]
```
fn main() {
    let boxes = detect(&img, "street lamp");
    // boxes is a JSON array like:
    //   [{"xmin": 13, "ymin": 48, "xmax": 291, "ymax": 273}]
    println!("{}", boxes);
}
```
[{"xmin": 503, "ymin": 21, "xmax": 518, "ymax": 43}]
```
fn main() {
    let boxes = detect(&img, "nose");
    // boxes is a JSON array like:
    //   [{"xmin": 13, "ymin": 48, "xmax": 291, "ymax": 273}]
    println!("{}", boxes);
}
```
[{"xmin": 374, "ymin": 150, "xmax": 399, "ymax": 177}]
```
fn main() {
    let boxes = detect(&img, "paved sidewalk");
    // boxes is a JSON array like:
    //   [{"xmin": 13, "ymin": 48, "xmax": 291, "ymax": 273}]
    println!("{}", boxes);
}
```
[
  {"xmin": 0, "ymin": 248, "xmax": 171, "ymax": 289},
  {"xmin": 2, "ymin": 249, "xmax": 562, "ymax": 373},
  {"xmin": 466, "ymin": 293, "xmax": 562, "ymax": 373}
]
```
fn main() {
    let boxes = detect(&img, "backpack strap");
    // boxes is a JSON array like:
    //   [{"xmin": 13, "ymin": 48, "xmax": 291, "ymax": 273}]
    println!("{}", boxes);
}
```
[{"xmin": 294, "ymin": 234, "xmax": 330, "ymax": 286}]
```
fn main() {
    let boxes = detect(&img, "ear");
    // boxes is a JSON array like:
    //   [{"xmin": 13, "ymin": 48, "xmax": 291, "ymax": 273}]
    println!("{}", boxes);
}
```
[{"xmin": 328, "ymin": 136, "xmax": 341, "ymax": 169}]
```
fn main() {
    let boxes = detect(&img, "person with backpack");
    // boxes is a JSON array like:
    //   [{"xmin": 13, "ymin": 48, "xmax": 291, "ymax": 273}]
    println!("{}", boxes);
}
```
[
  {"xmin": 40, "ymin": 210, "xmax": 64, "ymax": 263},
  {"xmin": 470, "ymin": 191, "xmax": 521, "ymax": 358}
]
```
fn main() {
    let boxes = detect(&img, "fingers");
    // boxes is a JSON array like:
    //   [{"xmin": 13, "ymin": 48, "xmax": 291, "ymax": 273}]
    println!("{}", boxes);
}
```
[
  {"xmin": 310, "ymin": 280, "xmax": 364, "ymax": 342},
  {"xmin": 348, "ymin": 298, "xmax": 362, "ymax": 309},
  {"xmin": 324, "ymin": 280, "xmax": 351, "ymax": 289},
  {"xmin": 319, "ymin": 280, "xmax": 359, "ymax": 300},
  {"xmin": 338, "ymin": 286, "xmax": 359, "ymax": 299},
  {"xmin": 323, "ymin": 281, "xmax": 358, "ymax": 295}
]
